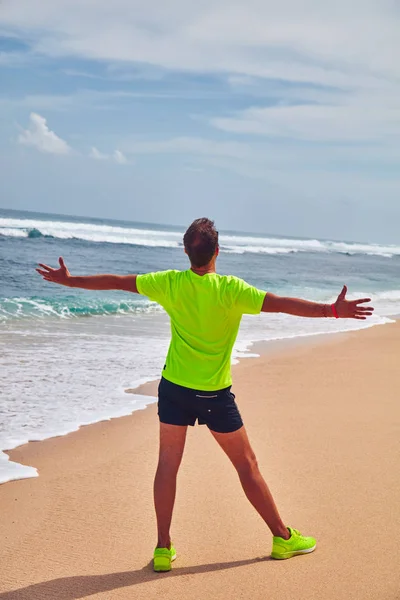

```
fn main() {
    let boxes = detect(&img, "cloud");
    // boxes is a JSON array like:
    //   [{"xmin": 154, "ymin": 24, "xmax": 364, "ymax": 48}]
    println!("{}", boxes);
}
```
[
  {"xmin": 0, "ymin": 51, "xmax": 31, "ymax": 67},
  {"xmin": 1, "ymin": 1, "xmax": 399, "ymax": 151},
  {"xmin": 124, "ymin": 137, "xmax": 250, "ymax": 159},
  {"xmin": 16, "ymin": 119, "xmax": 130, "ymax": 163},
  {"xmin": 2, "ymin": 0, "xmax": 399, "ymax": 212},
  {"xmin": 211, "ymin": 98, "xmax": 400, "ymax": 143},
  {"xmin": 121, "ymin": 134, "xmax": 400, "ymax": 179},
  {"xmin": 15, "ymin": 118, "xmax": 129, "ymax": 163},
  {"xmin": 1, "ymin": 1, "xmax": 399, "ymax": 90},
  {"xmin": 89, "ymin": 146, "xmax": 130, "ymax": 165},
  {"xmin": 17, "ymin": 112, "xmax": 71, "ymax": 154},
  {"xmin": 89, "ymin": 146, "xmax": 108, "ymax": 160},
  {"xmin": 113, "ymin": 149, "xmax": 128, "ymax": 164},
  {"xmin": 0, "ymin": 88, "xmax": 216, "ymax": 115},
  {"xmin": 63, "ymin": 68, "xmax": 103, "ymax": 79}
]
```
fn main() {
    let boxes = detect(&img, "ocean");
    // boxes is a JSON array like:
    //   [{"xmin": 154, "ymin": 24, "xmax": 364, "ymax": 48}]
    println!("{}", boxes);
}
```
[{"xmin": 0, "ymin": 208, "xmax": 398, "ymax": 484}]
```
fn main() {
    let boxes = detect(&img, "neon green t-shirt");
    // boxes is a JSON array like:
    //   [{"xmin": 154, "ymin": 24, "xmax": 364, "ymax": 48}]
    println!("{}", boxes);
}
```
[{"xmin": 136, "ymin": 270, "xmax": 266, "ymax": 391}]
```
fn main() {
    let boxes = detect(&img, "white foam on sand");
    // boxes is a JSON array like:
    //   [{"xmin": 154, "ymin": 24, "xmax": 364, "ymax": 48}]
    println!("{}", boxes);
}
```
[{"xmin": 0, "ymin": 393, "xmax": 156, "ymax": 485}]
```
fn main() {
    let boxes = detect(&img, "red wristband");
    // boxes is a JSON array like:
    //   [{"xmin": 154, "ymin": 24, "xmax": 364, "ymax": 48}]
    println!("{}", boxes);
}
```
[{"xmin": 331, "ymin": 303, "xmax": 339, "ymax": 318}]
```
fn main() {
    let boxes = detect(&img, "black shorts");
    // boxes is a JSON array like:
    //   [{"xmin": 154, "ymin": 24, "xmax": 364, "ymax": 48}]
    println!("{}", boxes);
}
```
[{"xmin": 158, "ymin": 377, "xmax": 243, "ymax": 434}]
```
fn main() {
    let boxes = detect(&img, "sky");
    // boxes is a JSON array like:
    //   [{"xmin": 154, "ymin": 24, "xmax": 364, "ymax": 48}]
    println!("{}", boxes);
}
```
[{"xmin": 0, "ymin": 1, "xmax": 399, "ymax": 242}]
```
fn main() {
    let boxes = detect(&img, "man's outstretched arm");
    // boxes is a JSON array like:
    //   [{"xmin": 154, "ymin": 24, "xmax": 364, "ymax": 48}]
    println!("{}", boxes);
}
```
[
  {"xmin": 36, "ymin": 257, "xmax": 138, "ymax": 293},
  {"xmin": 262, "ymin": 286, "xmax": 374, "ymax": 320}
]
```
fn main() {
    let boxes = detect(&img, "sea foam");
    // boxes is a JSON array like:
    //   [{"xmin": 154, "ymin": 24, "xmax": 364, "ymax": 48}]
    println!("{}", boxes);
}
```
[{"xmin": 1, "ymin": 217, "xmax": 400, "ymax": 258}]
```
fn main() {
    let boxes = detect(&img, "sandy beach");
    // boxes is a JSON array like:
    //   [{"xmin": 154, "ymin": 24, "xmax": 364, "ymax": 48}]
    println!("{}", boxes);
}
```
[{"xmin": 0, "ymin": 322, "xmax": 399, "ymax": 600}]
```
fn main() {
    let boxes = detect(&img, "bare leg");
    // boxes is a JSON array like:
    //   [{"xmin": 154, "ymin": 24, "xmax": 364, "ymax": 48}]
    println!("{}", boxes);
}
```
[
  {"xmin": 154, "ymin": 423, "xmax": 188, "ymax": 548},
  {"xmin": 211, "ymin": 426, "xmax": 289, "ymax": 539}
]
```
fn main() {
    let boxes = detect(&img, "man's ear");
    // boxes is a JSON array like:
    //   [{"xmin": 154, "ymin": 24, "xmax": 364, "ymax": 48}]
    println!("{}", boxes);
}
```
[
  {"xmin": 215, "ymin": 245, "xmax": 219, "ymax": 257},
  {"xmin": 184, "ymin": 247, "xmax": 188, "ymax": 255}
]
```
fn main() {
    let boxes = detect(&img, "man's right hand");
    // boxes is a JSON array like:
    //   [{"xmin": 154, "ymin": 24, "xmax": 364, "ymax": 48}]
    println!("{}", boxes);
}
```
[{"xmin": 36, "ymin": 257, "xmax": 71, "ymax": 286}]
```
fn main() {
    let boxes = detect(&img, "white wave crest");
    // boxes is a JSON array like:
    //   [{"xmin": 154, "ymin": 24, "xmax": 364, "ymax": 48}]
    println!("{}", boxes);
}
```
[
  {"xmin": 0, "ymin": 296, "xmax": 162, "ymax": 322},
  {"xmin": 0, "ymin": 227, "xmax": 27, "ymax": 238},
  {"xmin": 372, "ymin": 290, "xmax": 400, "ymax": 301},
  {"xmin": 0, "ymin": 218, "xmax": 182, "ymax": 248},
  {"xmin": 1, "ymin": 217, "xmax": 399, "ymax": 258}
]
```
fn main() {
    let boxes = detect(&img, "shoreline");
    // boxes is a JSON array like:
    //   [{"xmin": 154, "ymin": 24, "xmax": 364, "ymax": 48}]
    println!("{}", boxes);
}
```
[
  {"xmin": 1, "ymin": 316, "xmax": 395, "ymax": 486},
  {"xmin": 1, "ymin": 320, "xmax": 399, "ymax": 599}
]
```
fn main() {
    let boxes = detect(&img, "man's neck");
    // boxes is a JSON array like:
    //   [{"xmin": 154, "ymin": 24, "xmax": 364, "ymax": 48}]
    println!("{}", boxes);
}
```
[{"xmin": 190, "ymin": 263, "xmax": 216, "ymax": 276}]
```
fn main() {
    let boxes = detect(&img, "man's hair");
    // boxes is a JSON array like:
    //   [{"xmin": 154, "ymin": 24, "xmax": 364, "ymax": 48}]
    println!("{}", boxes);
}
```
[{"xmin": 183, "ymin": 218, "xmax": 219, "ymax": 268}]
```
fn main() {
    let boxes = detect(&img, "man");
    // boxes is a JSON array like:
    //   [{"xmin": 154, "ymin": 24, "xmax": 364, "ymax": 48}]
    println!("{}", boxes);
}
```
[{"xmin": 37, "ymin": 217, "xmax": 374, "ymax": 572}]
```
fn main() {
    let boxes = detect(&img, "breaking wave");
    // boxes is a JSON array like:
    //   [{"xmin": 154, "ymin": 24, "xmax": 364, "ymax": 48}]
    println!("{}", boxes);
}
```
[
  {"xmin": 0, "ymin": 296, "xmax": 160, "ymax": 322},
  {"xmin": 1, "ymin": 217, "xmax": 399, "ymax": 258}
]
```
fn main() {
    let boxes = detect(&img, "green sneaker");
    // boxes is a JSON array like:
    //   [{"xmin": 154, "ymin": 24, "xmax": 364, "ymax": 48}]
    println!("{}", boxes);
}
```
[
  {"xmin": 271, "ymin": 527, "xmax": 316, "ymax": 560},
  {"xmin": 153, "ymin": 545, "xmax": 177, "ymax": 572}
]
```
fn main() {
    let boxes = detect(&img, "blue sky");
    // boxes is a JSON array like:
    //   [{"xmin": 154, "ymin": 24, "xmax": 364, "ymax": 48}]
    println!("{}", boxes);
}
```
[{"xmin": 0, "ymin": 1, "xmax": 399, "ymax": 242}]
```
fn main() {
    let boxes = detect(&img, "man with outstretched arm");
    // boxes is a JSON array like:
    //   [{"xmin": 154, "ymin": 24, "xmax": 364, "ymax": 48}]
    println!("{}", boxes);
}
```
[{"xmin": 37, "ymin": 217, "xmax": 374, "ymax": 572}]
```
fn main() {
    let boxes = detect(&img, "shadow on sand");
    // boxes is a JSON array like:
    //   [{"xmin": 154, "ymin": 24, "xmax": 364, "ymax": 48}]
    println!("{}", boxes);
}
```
[{"xmin": 0, "ymin": 556, "xmax": 272, "ymax": 599}]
